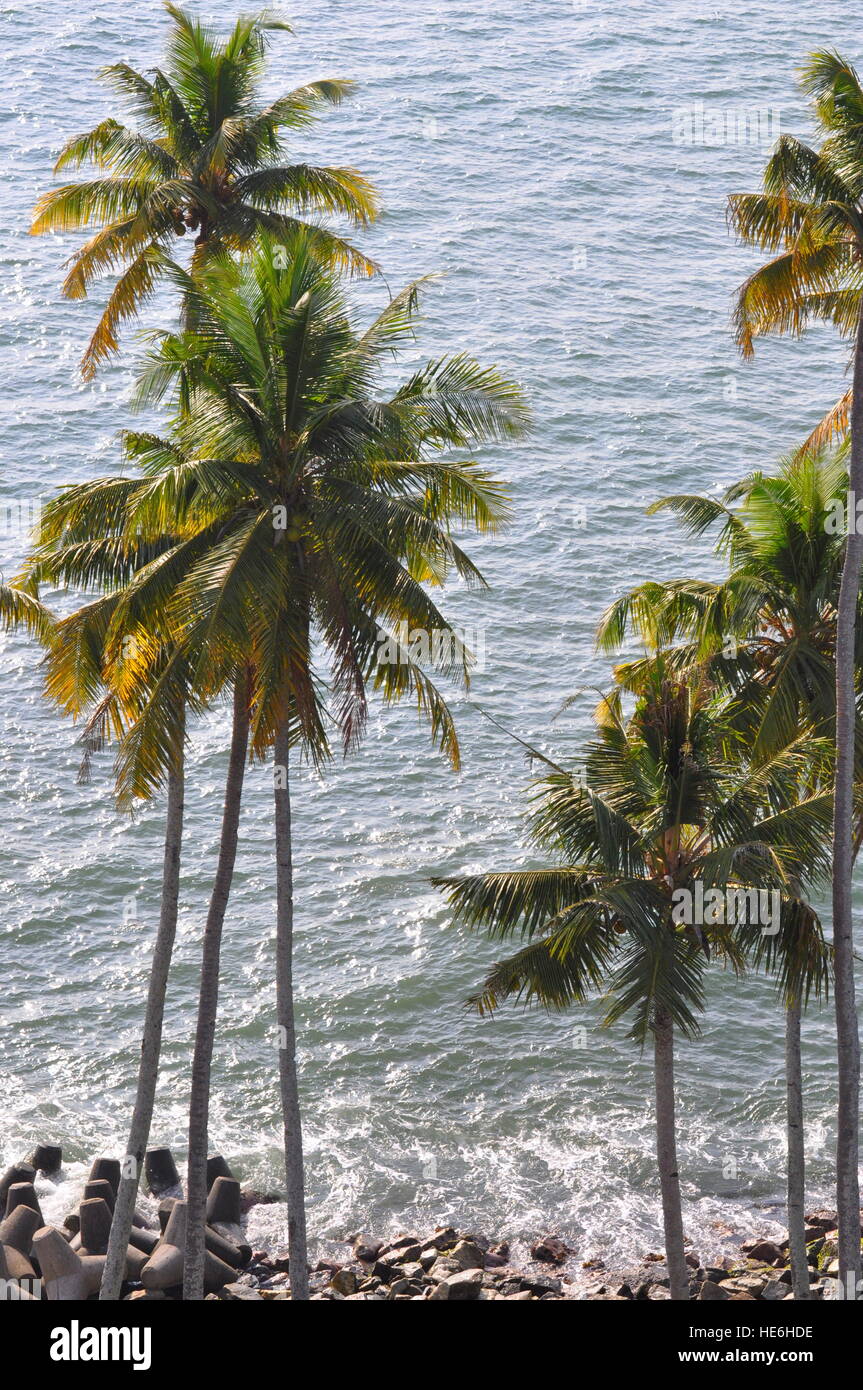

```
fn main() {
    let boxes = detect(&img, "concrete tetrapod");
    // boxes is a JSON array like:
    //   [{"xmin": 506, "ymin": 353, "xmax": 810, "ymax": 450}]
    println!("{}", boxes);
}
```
[
  {"xmin": 206, "ymin": 1176, "xmax": 242, "ymax": 1226},
  {"xmin": 75, "ymin": 1198, "xmax": 148, "ymax": 1280},
  {"xmin": 1, "ymin": 1239, "xmax": 38, "ymax": 1286},
  {"xmin": 141, "ymin": 1201, "xmax": 235, "ymax": 1293},
  {"xmin": 29, "ymin": 1144, "xmax": 62, "ymax": 1176},
  {"xmin": 83, "ymin": 1178, "xmax": 115, "ymax": 1211},
  {"xmin": 0, "ymin": 1163, "xmax": 35, "ymax": 1210},
  {"xmin": 206, "ymin": 1155, "xmax": 234, "ymax": 1191},
  {"xmin": 0, "ymin": 1204, "xmax": 41, "ymax": 1256},
  {"xmin": 33, "ymin": 1226, "xmax": 106, "ymax": 1300},
  {"xmin": 144, "ymin": 1147, "xmax": 181, "ymax": 1196},
  {"xmin": 0, "ymin": 1242, "xmax": 39, "ymax": 1299},
  {"xmin": 88, "ymin": 1158, "xmax": 121, "ymax": 1196},
  {"xmin": 4, "ymin": 1182, "xmax": 43, "ymax": 1225}
]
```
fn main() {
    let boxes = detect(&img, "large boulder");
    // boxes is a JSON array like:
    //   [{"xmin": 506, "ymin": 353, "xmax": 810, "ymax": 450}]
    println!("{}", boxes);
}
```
[
  {"xmin": 530, "ymin": 1235, "xmax": 569, "ymax": 1265},
  {"xmin": 443, "ymin": 1269, "xmax": 484, "ymax": 1300}
]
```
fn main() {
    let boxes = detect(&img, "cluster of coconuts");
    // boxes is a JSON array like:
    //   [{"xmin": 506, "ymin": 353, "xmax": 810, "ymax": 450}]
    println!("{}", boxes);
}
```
[{"xmin": 171, "ymin": 205, "xmax": 201, "ymax": 236}]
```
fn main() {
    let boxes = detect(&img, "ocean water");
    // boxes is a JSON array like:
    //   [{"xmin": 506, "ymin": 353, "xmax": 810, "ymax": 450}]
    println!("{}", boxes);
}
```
[{"xmin": 0, "ymin": 0, "xmax": 859, "ymax": 1277}]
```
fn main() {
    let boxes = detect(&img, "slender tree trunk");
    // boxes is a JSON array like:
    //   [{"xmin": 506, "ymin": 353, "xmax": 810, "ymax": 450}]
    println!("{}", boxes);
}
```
[
  {"xmin": 785, "ymin": 998, "xmax": 810, "ymax": 1300},
  {"xmin": 274, "ymin": 722, "xmax": 309, "ymax": 1300},
  {"xmin": 832, "ymin": 305, "xmax": 863, "ymax": 1296},
  {"xmin": 654, "ymin": 1007, "xmax": 689, "ymax": 1300},
  {"xmin": 99, "ymin": 734, "xmax": 185, "ymax": 1300},
  {"xmin": 182, "ymin": 677, "xmax": 250, "ymax": 1300}
]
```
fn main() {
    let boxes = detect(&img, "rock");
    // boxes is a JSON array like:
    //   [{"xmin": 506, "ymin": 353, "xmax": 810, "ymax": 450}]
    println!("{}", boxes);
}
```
[
  {"xmin": 762, "ymin": 1279, "xmax": 790, "ymax": 1301},
  {"xmin": 424, "ymin": 1226, "xmax": 458, "ymax": 1251},
  {"xmin": 484, "ymin": 1248, "xmax": 509, "ymax": 1268},
  {"xmin": 144, "ymin": 1147, "xmax": 181, "ymax": 1196},
  {"xmin": 217, "ymin": 1283, "xmax": 263, "ymax": 1300},
  {"xmin": 447, "ymin": 1240, "xmax": 484, "ymax": 1271},
  {"xmin": 530, "ymin": 1234, "xmax": 569, "ymax": 1264},
  {"xmin": 723, "ymin": 1275, "xmax": 767, "ymax": 1296},
  {"xmin": 443, "ymin": 1269, "xmax": 484, "ymax": 1300},
  {"xmin": 206, "ymin": 1176, "xmax": 242, "ymax": 1226},
  {"xmin": 5, "ymin": 1182, "xmax": 43, "ymax": 1225},
  {"xmin": 239, "ymin": 1188, "xmax": 280, "ymax": 1215},
  {"xmin": 698, "ymin": 1279, "xmax": 729, "ymax": 1300},
  {"xmin": 206, "ymin": 1155, "xmax": 234, "ymax": 1191},
  {"xmin": 353, "ymin": 1238, "xmax": 383, "ymax": 1264},
  {"xmin": 520, "ymin": 1273, "xmax": 562, "ymax": 1296},
  {"xmin": 748, "ymin": 1241, "xmax": 785, "ymax": 1266},
  {"xmin": 389, "ymin": 1277, "xmax": 422, "ymax": 1297},
  {"xmin": 804, "ymin": 1212, "xmax": 837, "ymax": 1233},
  {"xmin": 428, "ymin": 1257, "xmax": 462, "ymax": 1281},
  {"xmin": 29, "ymin": 1144, "xmax": 62, "ymax": 1176},
  {"xmin": 380, "ymin": 1234, "xmax": 422, "ymax": 1254},
  {"xmin": 88, "ymin": 1158, "xmax": 121, "ymax": 1196},
  {"xmin": 330, "ymin": 1268, "xmax": 359, "ymax": 1296}
]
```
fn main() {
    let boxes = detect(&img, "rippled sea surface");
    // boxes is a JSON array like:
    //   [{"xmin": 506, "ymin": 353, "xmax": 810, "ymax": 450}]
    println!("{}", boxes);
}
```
[{"xmin": 1, "ymin": 0, "xmax": 860, "ymax": 1275}]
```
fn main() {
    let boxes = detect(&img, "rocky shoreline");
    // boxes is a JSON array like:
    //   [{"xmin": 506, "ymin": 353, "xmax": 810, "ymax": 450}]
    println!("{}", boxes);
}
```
[{"xmin": 0, "ymin": 1143, "xmax": 851, "ymax": 1300}]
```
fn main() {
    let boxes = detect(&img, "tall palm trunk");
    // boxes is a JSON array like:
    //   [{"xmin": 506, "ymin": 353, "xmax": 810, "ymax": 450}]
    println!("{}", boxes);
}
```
[
  {"xmin": 654, "ymin": 1007, "xmax": 689, "ymax": 1300},
  {"xmin": 274, "ymin": 722, "xmax": 309, "ymax": 1300},
  {"xmin": 100, "ymin": 733, "xmax": 185, "ymax": 1300},
  {"xmin": 832, "ymin": 303, "xmax": 863, "ymax": 1295},
  {"xmin": 785, "ymin": 998, "xmax": 810, "ymax": 1300},
  {"xmin": 182, "ymin": 676, "xmax": 250, "ymax": 1300}
]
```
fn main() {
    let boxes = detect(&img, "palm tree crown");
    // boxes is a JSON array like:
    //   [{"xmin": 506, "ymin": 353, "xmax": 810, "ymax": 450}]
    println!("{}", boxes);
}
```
[
  {"xmin": 30, "ymin": 3, "xmax": 379, "ymax": 377},
  {"xmin": 598, "ymin": 447, "xmax": 863, "ymax": 762},
  {"xmin": 728, "ymin": 50, "xmax": 863, "ymax": 448},
  {"xmin": 436, "ymin": 666, "xmax": 831, "ymax": 1038}
]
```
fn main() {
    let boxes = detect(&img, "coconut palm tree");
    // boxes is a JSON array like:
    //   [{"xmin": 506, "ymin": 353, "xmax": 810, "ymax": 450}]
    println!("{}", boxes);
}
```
[
  {"xmin": 30, "ymin": 2, "xmax": 379, "ymax": 378},
  {"xmin": 100, "ymin": 229, "xmax": 529, "ymax": 1298},
  {"xmin": 736, "ymin": 887, "xmax": 831, "ymax": 1301},
  {"xmin": 599, "ymin": 452, "xmax": 863, "ymax": 1294},
  {"xmin": 435, "ymin": 666, "xmax": 832, "ymax": 1300},
  {"xmin": 728, "ymin": 52, "xmax": 863, "ymax": 1286},
  {"xmin": 19, "ymin": 482, "xmax": 201, "ymax": 1300},
  {"xmin": 597, "ymin": 447, "xmax": 862, "ymax": 767}
]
